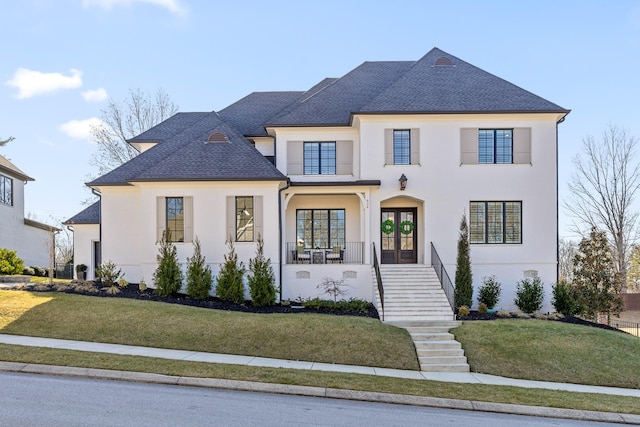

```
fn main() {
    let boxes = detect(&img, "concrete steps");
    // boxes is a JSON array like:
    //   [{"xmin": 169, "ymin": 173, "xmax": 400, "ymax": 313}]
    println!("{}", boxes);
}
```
[{"xmin": 373, "ymin": 266, "xmax": 469, "ymax": 372}]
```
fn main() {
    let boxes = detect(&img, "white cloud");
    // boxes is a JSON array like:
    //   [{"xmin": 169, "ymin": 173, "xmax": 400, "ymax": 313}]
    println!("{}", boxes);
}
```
[
  {"xmin": 81, "ymin": 88, "xmax": 108, "ymax": 102},
  {"xmin": 82, "ymin": 0, "xmax": 187, "ymax": 15},
  {"xmin": 59, "ymin": 118, "xmax": 103, "ymax": 140},
  {"xmin": 6, "ymin": 68, "xmax": 83, "ymax": 99}
]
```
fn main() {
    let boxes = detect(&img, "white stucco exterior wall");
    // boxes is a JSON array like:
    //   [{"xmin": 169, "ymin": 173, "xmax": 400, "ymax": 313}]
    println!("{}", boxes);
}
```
[{"xmin": 72, "ymin": 223, "xmax": 100, "ymax": 279}]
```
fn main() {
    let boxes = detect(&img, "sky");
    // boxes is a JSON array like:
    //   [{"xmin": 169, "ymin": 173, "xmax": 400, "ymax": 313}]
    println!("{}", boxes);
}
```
[{"xmin": 1, "ymin": 0, "xmax": 640, "ymax": 239}]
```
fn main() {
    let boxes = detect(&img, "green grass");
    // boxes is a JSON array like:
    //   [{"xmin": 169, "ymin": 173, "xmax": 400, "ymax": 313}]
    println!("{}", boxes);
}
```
[
  {"xmin": 0, "ymin": 291, "xmax": 418, "ymax": 370},
  {"xmin": 453, "ymin": 319, "xmax": 640, "ymax": 389},
  {"xmin": 1, "ymin": 344, "xmax": 639, "ymax": 415}
]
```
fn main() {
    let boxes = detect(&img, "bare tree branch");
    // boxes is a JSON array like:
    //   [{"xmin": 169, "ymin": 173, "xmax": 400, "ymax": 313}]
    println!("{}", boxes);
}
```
[
  {"xmin": 0, "ymin": 136, "xmax": 15, "ymax": 147},
  {"xmin": 89, "ymin": 88, "xmax": 178, "ymax": 175},
  {"xmin": 565, "ymin": 124, "xmax": 640, "ymax": 292}
]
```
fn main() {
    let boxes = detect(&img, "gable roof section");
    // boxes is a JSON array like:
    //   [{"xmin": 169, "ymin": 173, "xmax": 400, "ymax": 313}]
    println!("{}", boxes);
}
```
[
  {"xmin": 64, "ymin": 200, "xmax": 100, "ymax": 225},
  {"xmin": 267, "ymin": 62, "xmax": 414, "ymax": 127},
  {"xmin": 0, "ymin": 155, "xmax": 34, "ymax": 181},
  {"xmin": 360, "ymin": 48, "xmax": 568, "ymax": 114},
  {"xmin": 88, "ymin": 112, "xmax": 286, "ymax": 186},
  {"xmin": 128, "ymin": 112, "xmax": 212, "ymax": 143}
]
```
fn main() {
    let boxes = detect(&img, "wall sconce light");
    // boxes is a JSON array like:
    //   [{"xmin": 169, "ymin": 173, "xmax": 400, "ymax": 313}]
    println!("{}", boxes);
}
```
[{"xmin": 399, "ymin": 174, "xmax": 407, "ymax": 191}]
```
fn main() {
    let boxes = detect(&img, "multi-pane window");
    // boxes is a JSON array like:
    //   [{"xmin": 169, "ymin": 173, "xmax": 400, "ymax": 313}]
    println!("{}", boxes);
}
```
[
  {"xmin": 235, "ymin": 196, "xmax": 254, "ymax": 242},
  {"xmin": 0, "ymin": 174, "xmax": 11, "ymax": 206},
  {"xmin": 393, "ymin": 130, "xmax": 410, "ymax": 165},
  {"xmin": 470, "ymin": 201, "xmax": 521, "ymax": 244},
  {"xmin": 304, "ymin": 142, "xmax": 336, "ymax": 174},
  {"xmin": 478, "ymin": 129, "xmax": 513, "ymax": 164},
  {"xmin": 166, "ymin": 197, "xmax": 184, "ymax": 242},
  {"xmin": 296, "ymin": 209, "xmax": 345, "ymax": 249}
]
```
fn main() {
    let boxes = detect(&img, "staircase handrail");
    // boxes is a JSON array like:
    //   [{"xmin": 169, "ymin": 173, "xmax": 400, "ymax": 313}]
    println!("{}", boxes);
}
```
[
  {"xmin": 372, "ymin": 242, "xmax": 384, "ymax": 321},
  {"xmin": 430, "ymin": 242, "xmax": 455, "ymax": 310}
]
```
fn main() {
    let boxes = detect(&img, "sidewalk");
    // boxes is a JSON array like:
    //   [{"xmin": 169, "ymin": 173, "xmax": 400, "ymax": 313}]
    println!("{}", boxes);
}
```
[{"xmin": 1, "ymin": 333, "xmax": 639, "ymax": 398}]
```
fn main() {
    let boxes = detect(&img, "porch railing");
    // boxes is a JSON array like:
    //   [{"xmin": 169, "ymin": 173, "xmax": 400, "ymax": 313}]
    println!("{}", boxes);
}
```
[
  {"xmin": 431, "ymin": 242, "xmax": 455, "ymax": 310},
  {"xmin": 286, "ymin": 242, "xmax": 364, "ymax": 264},
  {"xmin": 372, "ymin": 242, "xmax": 384, "ymax": 321}
]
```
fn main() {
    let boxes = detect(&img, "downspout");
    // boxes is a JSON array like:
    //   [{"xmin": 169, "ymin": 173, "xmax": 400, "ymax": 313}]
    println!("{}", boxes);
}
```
[
  {"xmin": 92, "ymin": 188, "xmax": 102, "ymax": 276},
  {"xmin": 278, "ymin": 179, "xmax": 290, "ymax": 303},
  {"xmin": 556, "ymin": 115, "xmax": 566, "ymax": 282}
]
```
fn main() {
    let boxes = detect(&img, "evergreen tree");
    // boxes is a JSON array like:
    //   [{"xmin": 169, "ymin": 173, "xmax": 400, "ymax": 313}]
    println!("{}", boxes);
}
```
[
  {"xmin": 247, "ymin": 237, "xmax": 276, "ymax": 306},
  {"xmin": 454, "ymin": 213, "xmax": 473, "ymax": 308},
  {"xmin": 572, "ymin": 227, "xmax": 624, "ymax": 322},
  {"xmin": 153, "ymin": 231, "xmax": 183, "ymax": 296},
  {"xmin": 216, "ymin": 240, "xmax": 246, "ymax": 303},
  {"xmin": 186, "ymin": 237, "xmax": 213, "ymax": 300}
]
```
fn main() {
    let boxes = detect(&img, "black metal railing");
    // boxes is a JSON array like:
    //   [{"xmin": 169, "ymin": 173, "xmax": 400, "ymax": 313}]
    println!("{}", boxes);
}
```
[
  {"xmin": 286, "ymin": 242, "xmax": 364, "ymax": 264},
  {"xmin": 431, "ymin": 242, "xmax": 455, "ymax": 310},
  {"xmin": 372, "ymin": 242, "xmax": 384, "ymax": 321},
  {"xmin": 608, "ymin": 319, "xmax": 640, "ymax": 338}
]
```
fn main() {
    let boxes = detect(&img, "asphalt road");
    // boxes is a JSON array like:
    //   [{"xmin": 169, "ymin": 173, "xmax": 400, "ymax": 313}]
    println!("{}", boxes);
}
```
[{"xmin": 0, "ymin": 372, "xmax": 624, "ymax": 426}]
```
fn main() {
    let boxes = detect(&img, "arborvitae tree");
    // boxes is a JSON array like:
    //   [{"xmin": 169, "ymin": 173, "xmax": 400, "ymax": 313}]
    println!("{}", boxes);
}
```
[
  {"xmin": 216, "ymin": 239, "xmax": 246, "ymax": 304},
  {"xmin": 247, "ymin": 236, "xmax": 276, "ymax": 307},
  {"xmin": 454, "ymin": 213, "xmax": 473, "ymax": 308},
  {"xmin": 572, "ymin": 227, "xmax": 624, "ymax": 322},
  {"xmin": 153, "ymin": 231, "xmax": 183, "ymax": 296},
  {"xmin": 186, "ymin": 237, "xmax": 213, "ymax": 300}
]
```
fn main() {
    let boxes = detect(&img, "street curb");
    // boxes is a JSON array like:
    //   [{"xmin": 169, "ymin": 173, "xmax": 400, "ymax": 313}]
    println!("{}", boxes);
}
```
[{"xmin": 1, "ymin": 361, "xmax": 639, "ymax": 425}]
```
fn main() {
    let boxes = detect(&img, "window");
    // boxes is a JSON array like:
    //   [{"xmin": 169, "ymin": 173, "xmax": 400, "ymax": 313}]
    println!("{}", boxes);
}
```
[
  {"xmin": 0, "ymin": 174, "xmax": 11, "ymax": 206},
  {"xmin": 166, "ymin": 197, "xmax": 184, "ymax": 242},
  {"xmin": 304, "ymin": 142, "xmax": 336, "ymax": 174},
  {"xmin": 470, "ymin": 201, "xmax": 521, "ymax": 244},
  {"xmin": 235, "ymin": 196, "xmax": 254, "ymax": 242},
  {"xmin": 393, "ymin": 130, "xmax": 410, "ymax": 165},
  {"xmin": 296, "ymin": 209, "xmax": 345, "ymax": 249},
  {"xmin": 478, "ymin": 129, "xmax": 513, "ymax": 164}
]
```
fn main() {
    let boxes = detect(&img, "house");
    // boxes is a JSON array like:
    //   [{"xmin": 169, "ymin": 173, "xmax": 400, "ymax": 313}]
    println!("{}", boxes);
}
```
[
  {"xmin": 0, "ymin": 155, "xmax": 59, "ymax": 267},
  {"xmin": 65, "ymin": 48, "xmax": 569, "ymax": 315}
]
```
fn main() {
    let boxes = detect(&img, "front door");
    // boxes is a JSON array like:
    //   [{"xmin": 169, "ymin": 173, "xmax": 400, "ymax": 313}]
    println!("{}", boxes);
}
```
[{"xmin": 381, "ymin": 208, "xmax": 417, "ymax": 264}]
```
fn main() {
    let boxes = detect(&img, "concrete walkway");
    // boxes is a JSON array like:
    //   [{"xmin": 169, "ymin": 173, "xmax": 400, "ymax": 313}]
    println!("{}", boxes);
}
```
[{"xmin": 1, "ymin": 333, "xmax": 639, "ymax": 399}]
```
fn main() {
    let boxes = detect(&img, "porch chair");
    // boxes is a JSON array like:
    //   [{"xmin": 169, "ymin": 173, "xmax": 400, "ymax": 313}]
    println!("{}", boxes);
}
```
[
  {"xmin": 325, "ymin": 246, "xmax": 344, "ymax": 263},
  {"xmin": 292, "ymin": 246, "xmax": 311, "ymax": 264}
]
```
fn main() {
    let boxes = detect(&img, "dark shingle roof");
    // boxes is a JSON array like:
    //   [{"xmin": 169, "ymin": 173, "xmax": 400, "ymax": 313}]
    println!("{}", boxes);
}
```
[
  {"xmin": 360, "ymin": 48, "xmax": 568, "ymax": 114},
  {"xmin": 0, "ymin": 155, "xmax": 33, "ymax": 181},
  {"xmin": 128, "ymin": 112, "xmax": 212, "ymax": 143},
  {"xmin": 64, "ymin": 201, "xmax": 100, "ymax": 225},
  {"xmin": 88, "ymin": 112, "xmax": 286, "ymax": 186},
  {"xmin": 218, "ymin": 91, "xmax": 303, "ymax": 136}
]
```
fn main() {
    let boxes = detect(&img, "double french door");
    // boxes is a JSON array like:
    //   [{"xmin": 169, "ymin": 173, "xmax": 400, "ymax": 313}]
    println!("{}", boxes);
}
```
[{"xmin": 380, "ymin": 208, "xmax": 417, "ymax": 264}]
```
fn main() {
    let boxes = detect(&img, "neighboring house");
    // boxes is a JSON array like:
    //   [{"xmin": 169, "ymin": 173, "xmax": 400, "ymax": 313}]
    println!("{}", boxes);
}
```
[
  {"xmin": 0, "ymin": 155, "xmax": 59, "ymax": 267},
  {"xmin": 65, "ymin": 48, "xmax": 569, "ymax": 312}
]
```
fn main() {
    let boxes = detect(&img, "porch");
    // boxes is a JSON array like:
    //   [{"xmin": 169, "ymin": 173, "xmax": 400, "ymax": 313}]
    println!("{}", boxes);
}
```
[{"xmin": 285, "ymin": 241, "xmax": 365, "ymax": 264}]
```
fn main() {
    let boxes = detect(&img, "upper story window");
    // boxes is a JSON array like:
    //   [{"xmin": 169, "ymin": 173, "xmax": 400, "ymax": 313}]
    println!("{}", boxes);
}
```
[
  {"xmin": 235, "ymin": 196, "xmax": 254, "ymax": 242},
  {"xmin": 393, "ymin": 130, "xmax": 411, "ymax": 165},
  {"xmin": 166, "ymin": 197, "xmax": 184, "ymax": 242},
  {"xmin": 0, "ymin": 174, "xmax": 12, "ymax": 206},
  {"xmin": 470, "ymin": 201, "xmax": 522, "ymax": 244},
  {"xmin": 479, "ymin": 129, "xmax": 513, "ymax": 164},
  {"xmin": 304, "ymin": 142, "xmax": 336, "ymax": 175}
]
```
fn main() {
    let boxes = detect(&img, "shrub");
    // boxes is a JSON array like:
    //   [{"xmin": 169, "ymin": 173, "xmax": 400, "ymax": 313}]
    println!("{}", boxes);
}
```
[
  {"xmin": 96, "ymin": 260, "xmax": 125, "ymax": 293},
  {"xmin": 514, "ymin": 276, "xmax": 545, "ymax": 313},
  {"xmin": 552, "ymin": 280, "xmax": 581, "ymax": 315},
  {"xmin": 0, "ymin": 248, "xmax": 25, "ymax": 275},
  {"xmin": 153, "ymin": 231, "xmax": 184, "ymax": 296},
  {"xmin": 477, "ymin": 302, "xmax": 488, "ymax": 314},
  {"xmin": 139, "ymin": 278, "xmax": 147, "ymax": 291},
  {"xmin": 457, "ymin": 305, "xmax": 470, "ymax": 317},
  {"xmin": 31, "ymin": 266, "xmax": 46, "ymax": 277},
  {"xmin": 454, "ymin": 214, "xmax": 473, "ymax": 308},
  {"xmin": 317, "ymin": 277, "xmax": 350, "ymax": 303},
  {"xmin": 477, "ymin": 275, "xmax": 501, "ymax": 309},
  {"xmin": 185, "ymin": 237, "xmax": 213, "ymax": 300},
  {"xmin": 22, "ymin": 266, "xmax": 35, "ymax": 276},
  {"xmin": 302, "ymin": 297, "xmax": 373, "ymax": 313},
  {"xmin": 216, "ymin": 240, "xmax": 245, "ymax": 303},
  {"xmin": 247, "ymin": 237, "xmax": 276, "ymax": 307}
]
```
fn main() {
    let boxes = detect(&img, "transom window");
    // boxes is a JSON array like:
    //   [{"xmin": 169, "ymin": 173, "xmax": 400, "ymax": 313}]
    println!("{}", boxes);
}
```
[
  {"xmin": 304, "ymin": 142, "xmax": 336, "ymax": 175},
  {"xmin": 479, "ymin": 129, "xmax": 513, "ymax": 164},
  {"xmin": 0, "ymin": 174, "xmax": 11, "ymax": 206},
  {"xmin": 296, "ymin": 209, "xmax": 345, "ymax": 249},
  {"xmin": 393, "ymin": 130, "xmax": 410, "ymax": 165},
  {"xmin": 235, "ymin": 196, "xmax": 254, "ymax": 242},
  {"xmin": 166, "ymin": 197, "xmax": 184, "ymax": 242},
  {"xmin": 470, "ymin": 201, "xmax": 522, "ymax": 244}
]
